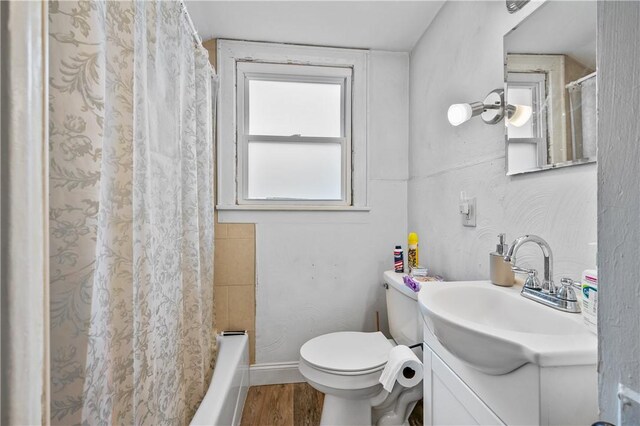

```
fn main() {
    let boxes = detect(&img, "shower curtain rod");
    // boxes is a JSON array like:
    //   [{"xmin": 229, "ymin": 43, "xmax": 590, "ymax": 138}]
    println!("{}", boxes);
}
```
[
  {"xmin": 180, "ymin": 0, "xmax": 217, "ymax": 75},
  {"xmin": 180, "ymin": 1, "xmax": 202, "ymax": 45}
]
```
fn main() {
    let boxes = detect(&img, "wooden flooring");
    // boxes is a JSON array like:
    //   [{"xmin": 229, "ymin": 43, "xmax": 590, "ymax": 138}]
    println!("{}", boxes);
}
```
[
  {"xmin": 240, "ymin": 383, "xmax": 323, "ymax": 426},
  {"xmin": 240, "ymin": 383, "xmax": 423, "ymax": 426}
]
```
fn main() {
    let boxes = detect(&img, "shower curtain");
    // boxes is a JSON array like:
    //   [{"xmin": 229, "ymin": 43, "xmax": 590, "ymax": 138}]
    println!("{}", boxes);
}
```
[{"xmin": 49, "ymin": 1, "xmax": 216, "ymax": 424}]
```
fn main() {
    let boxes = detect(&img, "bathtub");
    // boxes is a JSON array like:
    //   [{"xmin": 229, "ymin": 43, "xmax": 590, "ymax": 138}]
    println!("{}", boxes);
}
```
[{"xmin": 191, "ymin": 332, "xmax": 249, "ymax": 426}]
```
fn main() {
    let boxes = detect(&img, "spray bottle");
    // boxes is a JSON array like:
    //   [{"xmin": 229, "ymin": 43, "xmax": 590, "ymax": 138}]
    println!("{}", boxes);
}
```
[{"xmin": 408, "ymin": 232, "xmax": 419, "ymax": 269}]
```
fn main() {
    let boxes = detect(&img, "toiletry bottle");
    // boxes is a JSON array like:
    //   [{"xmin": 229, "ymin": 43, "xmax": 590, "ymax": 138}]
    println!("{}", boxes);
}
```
[
  {"xmin": 408, "ymin": 233, "xmax": 419, "ymax": 269},
  {"xmin": 581, "ymin": 269, "xmax": 598, "ymax": 334},
  {"xmin": 490, "ymin": 233, "xmax": 515, "ymax": 287},
  {"xmin": 394, "ymin": 246, "xmax": 404, "ymax": 273}
]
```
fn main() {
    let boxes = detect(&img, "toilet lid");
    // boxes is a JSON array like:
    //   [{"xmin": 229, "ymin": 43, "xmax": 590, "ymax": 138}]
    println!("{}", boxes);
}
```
[{"xmin": 300, "ymin": 331, "xmax": 393, "ymax": 373}]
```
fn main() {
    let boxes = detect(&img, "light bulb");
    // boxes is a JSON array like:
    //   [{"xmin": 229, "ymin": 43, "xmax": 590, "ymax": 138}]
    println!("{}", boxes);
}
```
[
  {"xmin": 507, "ymin": 104, "xmax": 533, "ymax": 127},
  {"xmin": 447, "ymin": 103, "xmax": 473, "ymax": 126}
]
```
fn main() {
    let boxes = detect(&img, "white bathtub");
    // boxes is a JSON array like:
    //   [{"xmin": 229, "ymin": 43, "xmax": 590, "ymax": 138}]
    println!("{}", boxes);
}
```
[{"xmin": 191, "ymin": 333, "xmax": 249, "ymax": 426}]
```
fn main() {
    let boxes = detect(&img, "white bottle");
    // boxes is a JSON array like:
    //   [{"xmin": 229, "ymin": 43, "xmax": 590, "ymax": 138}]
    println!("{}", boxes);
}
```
[{"xmin": 581, "ymin": 269, "xmax": 598, "ymax": 334}]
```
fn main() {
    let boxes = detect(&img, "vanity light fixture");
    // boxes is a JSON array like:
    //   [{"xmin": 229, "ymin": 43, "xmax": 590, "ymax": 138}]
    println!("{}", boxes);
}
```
[
  {"xmin": 506, "ymin": 104, "xmax": 533, "ymax": 127},
  {"xmin": 447, "ymin": 89, "xmax": 504, "ymax": 126},
  {"xmin": 447, "ymin": 88, "xmax": 532, "ymax": 128}
]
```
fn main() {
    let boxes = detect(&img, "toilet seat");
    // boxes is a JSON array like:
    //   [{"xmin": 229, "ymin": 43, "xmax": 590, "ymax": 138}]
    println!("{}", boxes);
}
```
[
  {"xmin": 300, "ymin": 331, "xmax": 393, "ymax": 374},
  {"xmin": 299, "ymin": 332, "xmax": 394, "ymax": 397}
]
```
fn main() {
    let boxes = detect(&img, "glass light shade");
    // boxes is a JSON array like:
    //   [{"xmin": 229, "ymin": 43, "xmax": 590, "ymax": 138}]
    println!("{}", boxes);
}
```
[
  {"xmin": 447, "ymin": 103, "xmax": 473, "ymax": 126},
  {"xmin": 507, "ymin": 104, "xmax": 533, "ymax": 127}
]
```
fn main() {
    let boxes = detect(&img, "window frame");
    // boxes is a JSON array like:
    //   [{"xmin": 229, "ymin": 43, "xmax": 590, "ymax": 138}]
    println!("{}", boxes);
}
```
[
  {"xmin": 217, "ymin": 40, "xmax": 369, "ymax": 213},
  {"xmin": 236, "ymin": 62, "xmax": 352, "ymax": 206}
]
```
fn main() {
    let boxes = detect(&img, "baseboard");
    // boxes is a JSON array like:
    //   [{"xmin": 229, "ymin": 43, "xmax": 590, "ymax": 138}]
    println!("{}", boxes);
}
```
[{"xmin": 249, "ymin": 361, "xmax": 304, "ymax": 386}]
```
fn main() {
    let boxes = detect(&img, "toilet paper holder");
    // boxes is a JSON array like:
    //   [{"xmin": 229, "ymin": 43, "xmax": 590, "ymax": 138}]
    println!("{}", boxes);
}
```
[
  {"xmin": 403, "ymin": 366, "xmax": 416, "ymax": 379},
  {"xmin": 404, "ymin": 343, "xmax": 422, "ymax": 379}
]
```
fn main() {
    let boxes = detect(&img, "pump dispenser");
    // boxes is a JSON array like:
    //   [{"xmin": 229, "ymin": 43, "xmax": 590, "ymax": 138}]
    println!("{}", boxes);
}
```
[
  {"xmin": 490, "ymin": 233, "xmax": 515, "ymax": 287},
  {"xmin": 496, "ymin": 233, "xmax": 508, "ymax": 255}
]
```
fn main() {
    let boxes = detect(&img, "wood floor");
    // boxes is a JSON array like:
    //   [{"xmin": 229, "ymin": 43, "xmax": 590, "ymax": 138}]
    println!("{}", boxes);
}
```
[
  {"xmin": 240, "ymin": 383, "xmax": 323, "ymax": 426},
  {"xmin": 240, "ymin": 383, "xmax": 423, "ymax": 426}
]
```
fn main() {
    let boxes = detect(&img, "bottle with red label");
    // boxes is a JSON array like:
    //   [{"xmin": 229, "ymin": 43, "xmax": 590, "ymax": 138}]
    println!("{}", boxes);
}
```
[{"xmin": 394, "ymin": 246, "xmax": 404, "ymax": 273}]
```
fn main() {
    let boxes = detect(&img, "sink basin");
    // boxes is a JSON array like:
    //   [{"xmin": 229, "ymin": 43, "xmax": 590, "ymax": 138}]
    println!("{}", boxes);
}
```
[{"xmin": 419, "ymin": 281, "xmax": 597, "ymax": 375}]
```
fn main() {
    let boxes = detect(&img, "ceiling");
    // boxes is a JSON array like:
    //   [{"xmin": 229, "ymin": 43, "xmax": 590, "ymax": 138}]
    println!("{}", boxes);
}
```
[
  {"xmin": 505, "ymin": 1, "xmax": 596, "ymax": 70},
  {"xmin": 185, "ymin": 1, "xmax": 446, "ymax": 52}
]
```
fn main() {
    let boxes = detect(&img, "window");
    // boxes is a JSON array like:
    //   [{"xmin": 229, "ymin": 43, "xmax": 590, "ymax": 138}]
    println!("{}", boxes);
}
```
[
  {"xmin": 237, "ymin": 63, "xmax": 351, "ymax": 205},
  {"xmin": 217, "ymin": 40, "xmax": 368, "ymax": 212}
]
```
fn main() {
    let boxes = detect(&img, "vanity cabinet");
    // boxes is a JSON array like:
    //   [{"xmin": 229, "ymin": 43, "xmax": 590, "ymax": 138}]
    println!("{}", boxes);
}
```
[
  {"xmin": 424, "ymin": 347, "xmax": 503, "ymax": 425},
  {"xmin": 422, "ymin": 320, "xmax": 598, "ymax": 426}
]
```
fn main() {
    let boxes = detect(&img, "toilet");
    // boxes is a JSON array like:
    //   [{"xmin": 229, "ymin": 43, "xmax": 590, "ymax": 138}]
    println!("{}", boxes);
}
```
[{"xmin": 299, "ymin": 271, "xmax": 423, "ymax": 426}]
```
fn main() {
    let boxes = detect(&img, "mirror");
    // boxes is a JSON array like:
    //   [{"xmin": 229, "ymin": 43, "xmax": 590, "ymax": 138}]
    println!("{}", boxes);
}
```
[{"xmin": 504, "ymin": 2, "xmax": 596, "ymax": 175}]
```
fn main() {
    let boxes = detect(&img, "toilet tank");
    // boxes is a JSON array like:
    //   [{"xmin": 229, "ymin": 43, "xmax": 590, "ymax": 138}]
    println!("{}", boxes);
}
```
[{"xmin": 383, "ymin": 271, "xmax": 422, "ymax": 346}]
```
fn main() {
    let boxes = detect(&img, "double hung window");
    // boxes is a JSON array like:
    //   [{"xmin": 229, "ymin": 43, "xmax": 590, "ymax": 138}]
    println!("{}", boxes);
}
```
[
  {"xmin": 237, "ymin": 62, "xmax": 352, "ymax": 205},
  {"xmin": 217, "ymin": 40, "xmax": 368, "ymax": 212}
]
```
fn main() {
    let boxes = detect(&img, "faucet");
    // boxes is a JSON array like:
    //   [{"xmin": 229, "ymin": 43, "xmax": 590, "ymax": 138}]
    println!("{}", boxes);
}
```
[
  {"xmin": 503, "ymin": 235, "xmax": 581, "ymax": 313},
  {"xmin": 504, "ymin": 234, "xmax": 555, "ymax": 293}
]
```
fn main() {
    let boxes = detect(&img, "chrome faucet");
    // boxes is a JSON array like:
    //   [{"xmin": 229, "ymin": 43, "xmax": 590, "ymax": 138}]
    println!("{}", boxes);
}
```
[
  {"xmin": 503, "ymin": 234, "xmax": 555, "ymax": 293},
  {"xmin": 504, "ymin": 235, "xmax": 581, "ymax": 313}
]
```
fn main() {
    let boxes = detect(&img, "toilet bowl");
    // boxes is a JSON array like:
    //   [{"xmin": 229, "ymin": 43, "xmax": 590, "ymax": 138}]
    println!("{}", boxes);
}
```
[{"xmin": 299, "ymin": 271, "xmax": 424, "ymax": 426}]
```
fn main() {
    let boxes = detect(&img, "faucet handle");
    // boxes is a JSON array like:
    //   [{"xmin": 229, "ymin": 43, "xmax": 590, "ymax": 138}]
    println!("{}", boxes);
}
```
[
  {"xmin": 512, "ymin": 266, "xmax": 542, "ymax": 290},
  {"xmin": 510, "ymin": 264, "xmax": 530, "ymax": 274},
  {"xmin": 557, "ymin": 278, "xmax": 579, "ymax": 302},
  {"xmin": 560, "ymin": 277, "xmax": 581, "ymax": 289},
  {"xmin": 524, "ymin": 269, "xmax": 542, "ymax": 290}
]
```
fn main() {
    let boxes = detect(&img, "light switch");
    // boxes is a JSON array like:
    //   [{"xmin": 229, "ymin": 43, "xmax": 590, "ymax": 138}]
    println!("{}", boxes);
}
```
[{"xmin": 459, "ymin": 195, "xmax": 476, "ymax": 227}]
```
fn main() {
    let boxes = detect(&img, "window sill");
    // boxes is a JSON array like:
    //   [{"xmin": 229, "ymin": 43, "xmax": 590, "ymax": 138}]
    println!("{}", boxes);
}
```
[
  {"xmin": 216, "ymin": 204, "xmax": 372, "ymax": 224},
  {"xmin": 216, "ymin": 204, "xmax": 371, "ymax": 212}
]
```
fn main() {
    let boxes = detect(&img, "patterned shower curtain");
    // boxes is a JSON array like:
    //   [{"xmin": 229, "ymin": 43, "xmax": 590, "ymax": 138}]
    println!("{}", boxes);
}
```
[{"xmin": 49, "ymin": 1, "xmax": 216, "ymax": 424}]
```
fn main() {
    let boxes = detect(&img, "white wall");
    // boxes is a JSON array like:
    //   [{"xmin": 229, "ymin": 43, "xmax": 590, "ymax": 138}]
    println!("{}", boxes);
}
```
[
  {"xmin": 408, "ymin": 1, "xmax": 597, "ymax": 284},
  {"xmin": 252, "ymin": 51, "xmax": 410, "ymax": 364},
  {"xmin": 597, "ymin": 1, "xmax": 640, "ymax": 423}
]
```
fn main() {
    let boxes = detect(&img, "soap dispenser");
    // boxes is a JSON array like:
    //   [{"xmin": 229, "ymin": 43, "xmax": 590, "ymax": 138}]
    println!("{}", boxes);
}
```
[{"xmin": 490, "ymin": 233, "xmax": 515, "ymax": 287}]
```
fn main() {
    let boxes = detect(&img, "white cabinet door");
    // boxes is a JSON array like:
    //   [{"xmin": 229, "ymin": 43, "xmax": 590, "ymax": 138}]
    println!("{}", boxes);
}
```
[{"xmin": 424, "ymin": 347, "xmax": 504, "ymax": 426}]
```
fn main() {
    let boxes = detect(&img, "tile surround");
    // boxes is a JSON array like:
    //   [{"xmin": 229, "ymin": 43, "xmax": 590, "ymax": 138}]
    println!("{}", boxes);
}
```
[{"xmin": 214, "ymin": 221, "xmax": 256, "ymax": 363}]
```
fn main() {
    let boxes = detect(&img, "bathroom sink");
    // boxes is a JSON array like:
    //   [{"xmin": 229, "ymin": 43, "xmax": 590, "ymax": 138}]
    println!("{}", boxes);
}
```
[{"xmin": 418, "ymin": 281, "xmax": 597, "ymax": 375}]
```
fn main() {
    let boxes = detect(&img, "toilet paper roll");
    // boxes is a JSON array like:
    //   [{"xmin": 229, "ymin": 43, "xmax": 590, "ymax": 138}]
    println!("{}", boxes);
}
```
[{"xmin": 379, "ymin": 345, "xmax": 424, "ymax": 392}]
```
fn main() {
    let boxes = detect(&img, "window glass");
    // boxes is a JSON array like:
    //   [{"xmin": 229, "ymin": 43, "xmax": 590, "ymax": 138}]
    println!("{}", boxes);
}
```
[
  {"xmin": 248, "ymin": 80, "xmax": 342, "ymax": 137},
  {"xmin": 247, "ymin": 141, "xmax": 342, "ymax": 200}
]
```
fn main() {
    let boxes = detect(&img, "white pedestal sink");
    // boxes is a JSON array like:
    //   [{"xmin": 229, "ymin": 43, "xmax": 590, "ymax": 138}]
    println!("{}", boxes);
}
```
[{"xmin": 418, "ymin": 280, "xmax": 598, "ymax": 425}]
